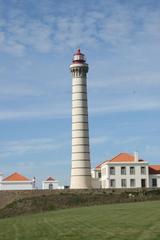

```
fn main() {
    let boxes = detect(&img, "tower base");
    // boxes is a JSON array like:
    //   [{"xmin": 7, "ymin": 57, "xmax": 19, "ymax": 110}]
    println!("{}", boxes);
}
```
[{"xmin": 70, "ymin": 175, "xmax": 92, "ymax": 189}]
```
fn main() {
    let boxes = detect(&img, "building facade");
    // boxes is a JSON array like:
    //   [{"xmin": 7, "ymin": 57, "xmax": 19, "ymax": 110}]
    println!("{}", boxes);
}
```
[
  {"xmin": 42, "ymin": 177, "xmax": 63, "ymax": 190},
  {"xmin": 149, "ymin": 165, "xmax": 160, "ymax": 188},
  {"xmin": 92, "ymin": 153, "xmax": 160, "ymax": 189},
  {"xmin": 0, "ymin": 172, "xmax": 35, "ymax": 190}
]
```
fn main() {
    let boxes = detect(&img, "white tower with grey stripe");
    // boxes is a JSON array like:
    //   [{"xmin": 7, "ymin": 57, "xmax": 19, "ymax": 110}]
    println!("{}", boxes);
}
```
[{"xmin": 70, "ymin": 49, "xmax": 92, "ymax": 189}]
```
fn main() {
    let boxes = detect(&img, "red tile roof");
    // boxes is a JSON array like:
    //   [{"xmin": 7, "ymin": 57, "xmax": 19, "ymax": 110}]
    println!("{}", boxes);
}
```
[
  {"xmin": 108, "ymin": 153, "xmax": 136, "ymax": 163},
  {"xmin": 149, "ymin": 165, "xmax": 160, "ymax": 174},
  {"xmin": 95, "ymin": 160, "xmax": 108, "ymax": 169},
  {"xmin": 95, "ymin": 153, "xmax": 144, "ymax": 169},
  {"xmin": 46, "ymin": 177, "xmax": 55, "ymax": 181},
  {"xmin": 2, "ymin": 172, "xmax": 30, "ymax": 181}
]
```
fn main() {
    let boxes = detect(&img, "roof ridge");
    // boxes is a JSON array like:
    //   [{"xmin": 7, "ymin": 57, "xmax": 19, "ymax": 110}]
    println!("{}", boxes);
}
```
[
  {"xmin": 3, "ymin": 172, "xmax": 30, "ymax": 181},
  {"xmin": 95, "ymin": 153, "xmax": 132, "ymax": 168},
  {"xmin": 46, "ymin": 176, "xmax": 55, "ymax": 181},
  {"xmin": 149, "ymin": 165, "xmax": 160, "ymax": 167},
  {"xmin": 95, "ymin": 160, "xmax": 108, "ymax": 169},
  {"xmin": 149, "ymin": 165, "xmax": 160, "ymax": 174},
  {"xmin": 109, "ymin": 152, "xmax": 133, "ymax": 162}
]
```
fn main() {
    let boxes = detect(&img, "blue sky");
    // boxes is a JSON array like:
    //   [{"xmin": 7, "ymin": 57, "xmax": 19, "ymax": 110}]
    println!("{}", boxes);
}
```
[{"xmin": 0, "ymin": 0, "xmax": 160, "ymax": 186}]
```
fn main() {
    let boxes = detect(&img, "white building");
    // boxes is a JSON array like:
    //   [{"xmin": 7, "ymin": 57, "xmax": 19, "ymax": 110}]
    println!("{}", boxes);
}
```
[
  {"xmin": 92, "ymin": 152, "xmax": 160, "ymax": 189},
  {"xmin": 0, "ymin": 172, "xmax": 35, "ymax": 190},
  {"xmin": 42, "ymin": 177, "xmax": 63, "ymax": 190},
  {"xmin": 149, "ymin": 165, "xmax": 160, "ymax": 188}
]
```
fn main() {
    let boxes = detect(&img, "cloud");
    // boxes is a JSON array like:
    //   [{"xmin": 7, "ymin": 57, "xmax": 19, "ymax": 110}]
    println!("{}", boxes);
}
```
[
  {"xmin": 0, "ymin": 83, "xmax": 44, "ymax": 98},
  {"xmin": 143, "ymin": 145, "xmax": 160, "ymax": 162},
  {"xmin": 0, "ymin": 95, "xmax": 159, "ymax": 121},
  {"xmin": 90, "ymin": 136, "xmax": 108, "ymax": 145},
  {"xmin": 89, "ymin": 98, "xmax": 160, "ymax": 116},
  {"xmin": 0, "ymin": 31, "xmax": 25, "ymax": 57},
  {"xmin": 0, "ymin": 1, "xmax": 160, "ymax": 56},
  {"xmin": 0, "ymin": 138, "xmax": 66, "ymax": 159},
  {"xmin": 0, "ymin": 107, "xmax": 70, "ymax": 120},
  {"xmin": 8, "ymin": 20, "xmax": 53, "ymax": 53},
  {"xmin": 89, "ymin": 74, "xmax": 160, "ymax": 90},
  {"xmin": 0, "ymin": 16, "xmax": 54, "ymax": 56},
  {"xmin": 0, "ymin": 0, "xmax": 159, "ymax": 121},
  {"xmin": 113, "ymin": 136, "xmax": 143, "ymax": 145}
]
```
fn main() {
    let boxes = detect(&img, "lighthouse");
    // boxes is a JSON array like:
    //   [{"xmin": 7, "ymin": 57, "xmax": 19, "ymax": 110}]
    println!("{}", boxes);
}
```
[{"xmin": 70, "ymin": 49, "xmax": 92, "ymax": 189}]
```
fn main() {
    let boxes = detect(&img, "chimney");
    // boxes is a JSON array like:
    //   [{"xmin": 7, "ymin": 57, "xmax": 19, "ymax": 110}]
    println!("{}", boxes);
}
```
[{"xmin": 134, "ymin": 151, "xmax": 139, "ymax": 162}]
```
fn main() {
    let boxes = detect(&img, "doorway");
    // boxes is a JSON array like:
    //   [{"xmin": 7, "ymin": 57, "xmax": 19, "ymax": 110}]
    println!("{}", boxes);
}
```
[
  {"xmin": 49, "ymin": 183, "xmax": 53, "ymax": 190},
  {"xmin": 141, "ymin": 179, "xmax": 146, "ymax": 188}
]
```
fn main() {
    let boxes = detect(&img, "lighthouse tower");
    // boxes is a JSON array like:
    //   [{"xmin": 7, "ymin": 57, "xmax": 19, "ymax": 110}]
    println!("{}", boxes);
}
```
[{"xmin": 70, "ymin": 49, "xmax": 92, "ymax": 189}]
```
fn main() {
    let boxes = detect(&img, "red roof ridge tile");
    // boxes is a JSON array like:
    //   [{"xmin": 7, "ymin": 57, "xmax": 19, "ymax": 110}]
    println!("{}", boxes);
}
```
[
  {"xmin": 46, "ymin": 176, "xmax": 55, "ymax": 181},
  {"xmin": 108, "ymin": 152, "xmax": 134, "ymax": 162},
  {"xmin": 95, "ymin": 152, "xmax": 146, "ymax": 169},
  {"xmin": 149, "ymin": 165, "xmax": 160, "ymax": 174},
  {"xmin": 95, "ymin": 160, "xmax": 109, "ymax": 169},
  {"xmin": 2, "ymin": 172, "xmax": 30, "ymax": 181},
  {"xmin": 149, "ymin": 165, "xmax": 160, "ymax": 168}
]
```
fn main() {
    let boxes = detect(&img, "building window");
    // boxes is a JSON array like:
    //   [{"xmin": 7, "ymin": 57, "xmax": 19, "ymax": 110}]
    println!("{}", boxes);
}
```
[
  {"xmin": 110, "ymin": 167, "xmax": 115, "ymax": 175},
  {"xmin": 121, "ymin": 179, "xmax": 127, "ymax": 188},
  {"xmin": 121, "ymin": 167, "xmax": 126, "ymax": 175},
  {"xmin": 152, "ymin": 178, "xmax": 157, "ymax": 187},
  {"xmin": 141, "ymin": 179, "xmax": 146, "ymax": 188},
  {"xmin": 130, "ymin": 179, "xmax": 135, "ymax": 187},
  {"xmin": 110, "ymin": 179, "xmax": 116, "ymax": 188},
  {"xmin": 98, "ymin": 172, "xmax": 101, "ymax": 179},
  {"xmin": 130, "ymin": 167, "xmax": 135, "ymax": 175},
  {"xmin": 141, "ymin": 167, "xmax": 146, "ymax": 175}
]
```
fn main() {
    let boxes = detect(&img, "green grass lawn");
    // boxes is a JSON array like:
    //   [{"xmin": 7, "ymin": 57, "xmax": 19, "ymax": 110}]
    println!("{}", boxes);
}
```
[{"xmin": 0, "ymin": 201, "xmax": 160, "ymax": 240}]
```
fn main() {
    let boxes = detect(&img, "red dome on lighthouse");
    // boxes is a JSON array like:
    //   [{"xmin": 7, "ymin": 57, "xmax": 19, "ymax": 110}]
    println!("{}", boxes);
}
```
[{"xmin": 72, "ymin": 49, "xmax": 86, "ymax": 64}]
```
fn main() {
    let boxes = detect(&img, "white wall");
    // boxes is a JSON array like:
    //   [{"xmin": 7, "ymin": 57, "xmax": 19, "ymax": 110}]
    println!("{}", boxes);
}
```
[
  {"xmin": 91, "ymin": 178, "xmax": 101, "ymax": 189},
  {"xmin": 1, "ymin": 181, "xmax": 34, "ymax": 190},
  {"xmin": 101, "ymin": 163, "xmax": 149, "ymax": 189},
  {"xmin": 0, "ymin": 173, "xmax": 3, "ymax": 190},
  {"xmin": 101, "ymin": 165, "xmax": 109, "ymax": 188},
  {"xmin": 149, "ymin": 174, "xmax": 160, "ymax": 188},
  {"xmin": 91, "ymin": 169, "xmax": 102, "ymax": 188},
  {"xmin": 0, "ymin": 173, "xmax": 3, "ymax": 182},
  {"xmin": 42, "ymin": 181, "xmax": 60, "ymax": 190}
]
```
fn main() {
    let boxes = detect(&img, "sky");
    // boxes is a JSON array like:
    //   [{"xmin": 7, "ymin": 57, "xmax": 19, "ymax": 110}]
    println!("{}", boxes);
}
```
[{"xmin": 0, "ymin": 0, "xmax": 160, "ymax": 186}]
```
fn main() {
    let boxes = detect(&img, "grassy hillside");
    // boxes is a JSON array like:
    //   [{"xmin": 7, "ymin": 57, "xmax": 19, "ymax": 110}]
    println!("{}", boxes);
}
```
[
  {"xmin": 0, "ymin": 189, "xmax": 160, "ymax": 218},
  {"xmin": 0, "ymin": 201, "xmax": 160, "ymax": 240}
]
